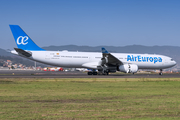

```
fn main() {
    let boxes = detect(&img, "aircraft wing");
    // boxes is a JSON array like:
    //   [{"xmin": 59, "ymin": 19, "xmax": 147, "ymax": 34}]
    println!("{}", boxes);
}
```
[{"xmin": 101, "ymin": 47, "xmax": 123, "ymax": 66}]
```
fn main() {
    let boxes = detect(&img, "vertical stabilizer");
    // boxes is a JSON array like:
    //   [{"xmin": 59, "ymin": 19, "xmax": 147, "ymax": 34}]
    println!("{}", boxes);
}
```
[{"xmin": 9, "ymin": 25, "xmax": 45, "ymax": 51}]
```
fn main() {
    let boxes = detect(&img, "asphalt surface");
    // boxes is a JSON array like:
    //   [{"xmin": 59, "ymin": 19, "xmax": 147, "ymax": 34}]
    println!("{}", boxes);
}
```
[{"xmin": 0, "ymin": 70, "xmax": 180, "ymax": 78}]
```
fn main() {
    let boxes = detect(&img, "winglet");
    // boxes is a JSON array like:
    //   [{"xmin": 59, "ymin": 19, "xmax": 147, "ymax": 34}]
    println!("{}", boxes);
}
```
[
  {"xmin": 9, "ymin": 25, "xmax": 45, "ymax": 51},
  {"xmin": 102, "ymin": 47, "xmax": 109, "ymax": 53}
]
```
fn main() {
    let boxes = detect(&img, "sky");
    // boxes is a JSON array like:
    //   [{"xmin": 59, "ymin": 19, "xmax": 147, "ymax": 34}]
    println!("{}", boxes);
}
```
[{"xmin": 0, "ymin": 0, "xmax": 180, "ymax": 50}]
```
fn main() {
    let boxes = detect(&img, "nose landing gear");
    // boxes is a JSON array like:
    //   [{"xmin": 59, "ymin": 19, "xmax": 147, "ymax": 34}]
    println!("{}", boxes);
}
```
[{"xmin": 159, "ymin": 69, "xmax": 163, "ymax": 75}]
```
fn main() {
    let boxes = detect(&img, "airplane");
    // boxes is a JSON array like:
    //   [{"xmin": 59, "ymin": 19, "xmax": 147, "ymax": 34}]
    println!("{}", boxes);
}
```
[{"xmin": 9, "ymin": 25, "xmax": 176, "ymax": 75}]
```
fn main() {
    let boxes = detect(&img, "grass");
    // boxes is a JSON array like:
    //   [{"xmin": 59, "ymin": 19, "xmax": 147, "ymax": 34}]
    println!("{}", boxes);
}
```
[{"xmin": 0, "ymin": 78, "xmax": 180, "ymax": 119}]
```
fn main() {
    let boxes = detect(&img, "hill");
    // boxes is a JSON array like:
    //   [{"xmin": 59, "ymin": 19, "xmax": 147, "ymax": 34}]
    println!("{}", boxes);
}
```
[
  {"xmin": 42, "ymin": 45, "xmax": 179, "ymax": 55},
  {"xmin": 0, "ymin": 48, "xmax": 12, "ymax": 56}
]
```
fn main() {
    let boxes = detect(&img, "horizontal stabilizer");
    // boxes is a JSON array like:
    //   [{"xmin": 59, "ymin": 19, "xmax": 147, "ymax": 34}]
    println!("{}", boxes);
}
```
[{"xmin": 14, "ymin": 48, "xmax": 32, "ymax": 57}]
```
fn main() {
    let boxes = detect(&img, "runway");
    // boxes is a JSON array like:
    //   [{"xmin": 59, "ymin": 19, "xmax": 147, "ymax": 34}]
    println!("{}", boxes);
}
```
[{"xmin": 0, "ymin": 70, "xmax": 180, "ymax": 78}]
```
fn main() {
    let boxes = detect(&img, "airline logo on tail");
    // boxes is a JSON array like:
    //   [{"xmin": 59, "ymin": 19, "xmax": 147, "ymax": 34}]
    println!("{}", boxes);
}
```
[
  {"xmin": 17, "ymin": 36, "xmax": 29, "ymax": 45},
  {"xmin": 9, "ymin": 25, "xmax": 45, "ymax": 51}
]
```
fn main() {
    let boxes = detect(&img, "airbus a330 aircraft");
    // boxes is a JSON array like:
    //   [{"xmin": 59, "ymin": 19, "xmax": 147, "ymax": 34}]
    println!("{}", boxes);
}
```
[{"xmin": 9, "ymin": 25, "xmax": 176, "ymax": 75}]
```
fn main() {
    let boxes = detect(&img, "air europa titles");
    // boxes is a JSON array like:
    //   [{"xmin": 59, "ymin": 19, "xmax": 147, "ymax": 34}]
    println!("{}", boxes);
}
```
[{"xmin": 127, "ymin": 55, "xmax": 162, "ymax": 63}]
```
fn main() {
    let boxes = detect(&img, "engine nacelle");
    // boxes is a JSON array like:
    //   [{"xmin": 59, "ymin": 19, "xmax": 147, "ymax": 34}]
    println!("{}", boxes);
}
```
[{"xmin": 118, "ymin": 64, "xmax": 138, "ymax": 73}]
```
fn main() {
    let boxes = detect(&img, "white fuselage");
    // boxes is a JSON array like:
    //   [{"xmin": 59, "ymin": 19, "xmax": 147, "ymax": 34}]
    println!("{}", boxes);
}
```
[{"xmin": 11, "ymin": 50, "xmax": 176, "ymax": 70}]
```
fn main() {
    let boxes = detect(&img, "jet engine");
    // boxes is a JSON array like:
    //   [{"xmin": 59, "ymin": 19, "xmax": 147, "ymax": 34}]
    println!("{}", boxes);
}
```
[{"xmin": 118, "ymin": 64, "xmax": 138, "ymax": 73}]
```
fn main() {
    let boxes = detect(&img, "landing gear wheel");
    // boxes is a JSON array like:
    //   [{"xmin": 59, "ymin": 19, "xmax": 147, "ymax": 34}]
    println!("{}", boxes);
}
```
[
  {"xmin": 102, "ymin": 72, "xmax": 109, "ymax": 75},
  {"xmin": 159, "ymin": 72, "xmax": 163, "ymax": 76},
  {"xmin": 87, "ymin": 71, "xmax": 98, "ymax": 75},
  {"xmin": 159, "ymin": 69, "xmax": 163, "ymax": 76},
  {"xmin": 87, "ymin": 72, "xmax": 93, "ymax": 75},
  {"xmin": 92, "ymin": 72, "xmax": 97, "ymax": 75}
]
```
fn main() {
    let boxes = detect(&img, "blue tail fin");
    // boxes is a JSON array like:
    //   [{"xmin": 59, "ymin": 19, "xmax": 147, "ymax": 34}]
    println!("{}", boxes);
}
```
[
  {"xmin": 9, "ymin": 25, "xmax": 45, "ymax": 51},
  {"xmin": 102, "ymin": 47, "xmax": 109, "ymax": 53}
]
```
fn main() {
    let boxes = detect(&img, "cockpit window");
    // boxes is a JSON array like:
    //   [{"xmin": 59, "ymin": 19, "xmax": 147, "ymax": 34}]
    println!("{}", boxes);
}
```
[{"xmin": 171, "ymin": 59, "xmax": 174, "ymax": 61}]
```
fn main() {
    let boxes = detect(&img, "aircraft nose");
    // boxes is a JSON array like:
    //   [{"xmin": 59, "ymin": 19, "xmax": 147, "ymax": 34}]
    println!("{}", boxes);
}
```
[
  {"xmin": 171, "ymin": 60, "xmax": 177, "ymax": 67},
  {"xmin": 170, "ymin": 58, "xmax": 176, "ymax": 66}
]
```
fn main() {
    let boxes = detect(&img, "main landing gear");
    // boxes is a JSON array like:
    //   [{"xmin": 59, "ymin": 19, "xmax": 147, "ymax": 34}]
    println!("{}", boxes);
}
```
[
  {"xmin": 87, "ymin": 69, "xmax": 98, "ymax": 75},
  {"xmin": 87, "ymin": 71, "xmax": 97, "ymax": 75},
  {"xmin": 159, "ymin": 69, "xmax": 163, "ymax": 75},
  {"xmin": 102, "ymin": 69, "xmax": 109, "ymax": 75},
  {"xmin": 87, "ymin": 70, "xmax": 109, "ymax": 75}
]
